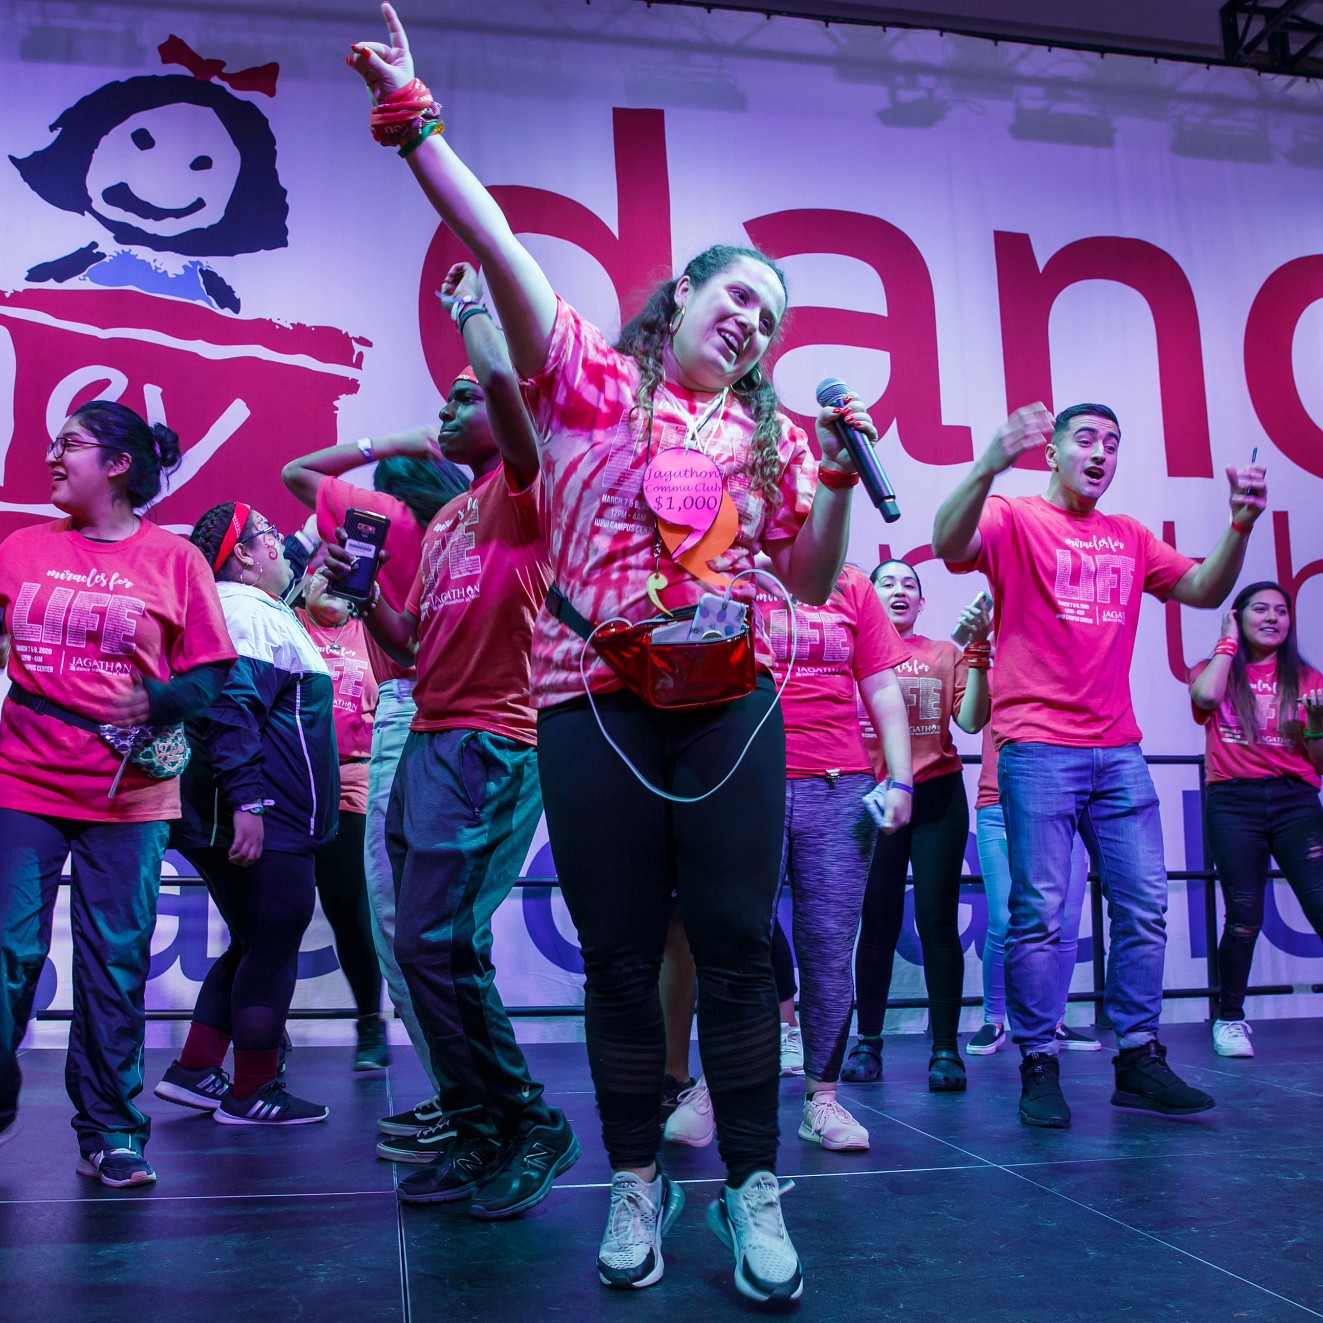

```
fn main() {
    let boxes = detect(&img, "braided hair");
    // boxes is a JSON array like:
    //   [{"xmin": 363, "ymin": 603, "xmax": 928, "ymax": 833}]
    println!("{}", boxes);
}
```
[
  {"xmin": 616, "ymin": 245, "xmax": 788, "ymax": 501},
  {"xmin": 189, "ymin": 502, "xmax": 254, "ymax": 579},
  {"xmin": 69, "ymin": 400, "xmax": 182, "ymax": 508}
]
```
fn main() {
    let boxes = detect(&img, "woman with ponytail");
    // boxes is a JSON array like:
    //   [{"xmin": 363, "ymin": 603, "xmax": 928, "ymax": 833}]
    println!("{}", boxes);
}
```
[
  {"xmin": 154, "ymin": 502, "xmax": 339, "ymax": 1127},
  {"xmin": 1190, "ymin": 581, "xmax": 1323, "ymax": 1058},
  {"xmin": 0, "ymin": 401, "xmax": 235, "ymax": 1186},
  {"xmin": 347, "ymin": 5, "xmax": 877, "ymax": 1302}
]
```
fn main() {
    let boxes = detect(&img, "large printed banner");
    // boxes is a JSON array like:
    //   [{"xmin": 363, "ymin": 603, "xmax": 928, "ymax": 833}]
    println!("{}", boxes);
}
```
[{"xmin": 3, "ymin": 0, "xmax": 1322, "ymax": 1035}]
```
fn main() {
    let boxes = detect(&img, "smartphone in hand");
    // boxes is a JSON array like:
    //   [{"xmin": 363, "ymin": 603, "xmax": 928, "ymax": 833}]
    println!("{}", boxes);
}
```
[{"xmin": 336, "ymin": 508, "xmax": 391, "ymax": 603}]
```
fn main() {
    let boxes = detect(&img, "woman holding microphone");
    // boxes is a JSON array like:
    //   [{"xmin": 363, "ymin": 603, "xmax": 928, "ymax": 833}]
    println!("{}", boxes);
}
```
[{"xmin": 347, "ymin": 5, "xmax": 875, "ymax": 1300}]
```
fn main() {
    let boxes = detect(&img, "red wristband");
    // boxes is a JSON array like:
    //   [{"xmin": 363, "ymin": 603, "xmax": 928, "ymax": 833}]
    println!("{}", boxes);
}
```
[
  {"xmin": 1213, "ymin": 637, "xmax": 1239, "ymax": 658},
  {"xmin": 1231, "ymin": 518, "xmax": 1255, "ymax": 535},
  {"xmin": 818, "ymin": 467, "xmax": 860, "ymax": 490}
]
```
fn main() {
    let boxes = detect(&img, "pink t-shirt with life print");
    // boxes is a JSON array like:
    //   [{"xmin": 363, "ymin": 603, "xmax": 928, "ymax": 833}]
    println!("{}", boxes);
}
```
[
  {"xmin": 950, "ymin": 494, "xmax": 1195, "ymax": 749},
  {"xmin": 316, "ymin": 477, "xmax": 421, "ymax": 686},
  {"xmin": 1191, "ymin": 656, "xmax": 1323, "ymax": 789},
  {"xmin": 0, "ymin": 518, "xmax": 235, "ymax": 822},
  {"xmin": 760, "ymin": 563, "xmax": 909, "ymax": 778},
  {"xmin": 407, "ymin": 465, "xmax": 550, "ymax": 745},
  {"xmin": 521, "ymin": 297, "xmax": 818, "ymax": 710},
  {"xmin": 866, "ymin": 634, "xmax": 968, "ymax": 784},
  {"xmin": 297, "ymin": 610, "xmax": 378, "ymax": 813}
]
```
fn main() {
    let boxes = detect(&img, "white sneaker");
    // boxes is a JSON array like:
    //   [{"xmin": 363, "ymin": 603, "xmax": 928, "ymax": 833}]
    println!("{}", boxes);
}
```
[
  {"xmin": 663, "ymin": 1075, "xmax": 715, "ymax": 1147},
  {"xmin": 1212, "ymin": 1019, "xmax": 1254, "ymax": 1058},
  {"xmin": 798, "ymin": 1091, "xmax": 869, "ymax": 1151},
  {"xmin": 597, "ymin": 1170, "xmax": 685, "ymax": 1289},
  {"xmin": 779, "ymin": 1025, "xmax": 804, "ymax": 1076},
  {"xmin": 707, "ymin": 1170, "xmax": 804, "ymax": 1303}
]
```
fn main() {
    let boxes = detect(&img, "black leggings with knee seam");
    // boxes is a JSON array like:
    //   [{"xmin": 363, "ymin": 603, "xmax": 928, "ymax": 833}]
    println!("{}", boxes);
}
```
[
  {"xmin": 538, "ymin": 676, "xmax": 785, "ymax": 1185},
  {"xmin": 181, "ymin": 845, "xmax": 316, "ymax": 1052},
  {"xmin": 313, "ymin": 809, "xmax": 382, "ymax": 1018},
  {"xmin": 854, "ymin": 769, "xmax": 969, "ymax": 1050}
]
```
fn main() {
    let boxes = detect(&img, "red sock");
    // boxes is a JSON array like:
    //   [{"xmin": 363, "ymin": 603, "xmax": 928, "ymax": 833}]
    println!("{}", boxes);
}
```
[
  {"xmin": 178, "ymin": 1022, "xmax": 231, "ymax": 1072},
  {"xmin": 232, "ymin": 1049, "xmax": 280, "ymax": 1100}
]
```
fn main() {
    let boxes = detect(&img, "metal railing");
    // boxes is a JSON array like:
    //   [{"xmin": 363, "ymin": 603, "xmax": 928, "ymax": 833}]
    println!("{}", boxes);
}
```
[{"xmin": 34, "ymin": 752, "xmax": 1317, "ymax": 1025}]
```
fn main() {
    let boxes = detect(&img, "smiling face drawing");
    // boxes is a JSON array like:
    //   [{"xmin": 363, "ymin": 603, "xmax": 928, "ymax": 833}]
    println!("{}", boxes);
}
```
[{"xmin": 85, "ymin": 104, "xmax": 241, "ymax": 239}]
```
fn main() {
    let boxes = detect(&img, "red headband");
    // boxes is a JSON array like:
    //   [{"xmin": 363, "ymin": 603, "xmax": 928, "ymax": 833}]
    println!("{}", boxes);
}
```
[
  {"xmin": 454, "ymin": 365, "xmax": 478, "ymax": 386},
  {"xmin": 213, "ymin": 502, "xmax": 251, "ymax": 571}
]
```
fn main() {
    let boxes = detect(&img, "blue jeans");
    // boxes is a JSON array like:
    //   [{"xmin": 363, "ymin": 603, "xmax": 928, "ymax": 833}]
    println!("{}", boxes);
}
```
[
  {"xmin": 977, "ymin": 803, "xmax": 1088, "ymax": 1028},
  {"xmin": 999, "ymin": 743, "xmax": 1167, "ymax": 1054},
  {"xmin": 364, "ymin": 679, "xmax": 436, "ymax": 1090}
]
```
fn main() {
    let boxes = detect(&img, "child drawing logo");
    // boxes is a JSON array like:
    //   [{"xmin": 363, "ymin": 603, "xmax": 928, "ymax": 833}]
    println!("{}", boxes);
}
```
[{"xmin": 10, "ymin": 36, "xmax": 286, "ymax": 313}]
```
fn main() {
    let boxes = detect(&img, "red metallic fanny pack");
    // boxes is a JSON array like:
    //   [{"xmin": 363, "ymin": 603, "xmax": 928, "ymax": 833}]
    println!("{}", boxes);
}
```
[{"xmin": 546, "ymin": 585, "xmax": 756, "ymax": 710}]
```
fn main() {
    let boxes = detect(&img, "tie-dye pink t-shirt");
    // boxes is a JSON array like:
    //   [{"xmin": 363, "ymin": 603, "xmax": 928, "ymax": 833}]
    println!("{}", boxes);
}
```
[{"xmin": 521, "ymin": 297, "xmax": 818, "ymax": 710}]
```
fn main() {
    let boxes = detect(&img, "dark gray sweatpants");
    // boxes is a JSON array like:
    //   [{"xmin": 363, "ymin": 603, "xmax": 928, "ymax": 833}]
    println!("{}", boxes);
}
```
[{"xmin": 778, "ymin": 773, "xmax": 877, "ymax": 1083}]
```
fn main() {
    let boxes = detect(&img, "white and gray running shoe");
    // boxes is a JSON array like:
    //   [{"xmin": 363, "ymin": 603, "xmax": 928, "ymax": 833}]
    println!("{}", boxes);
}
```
[
  {"xmin": 1212, "ymin": 1019, "xmax": 1255, "ymax": 1057},
  {"xmin": 597, "ymin": 1170, "xmax": 685, "ymax": 1290},
  {"xmin": 707, "ymin": 1170, "xmax": 803, "ymax": 1304}
]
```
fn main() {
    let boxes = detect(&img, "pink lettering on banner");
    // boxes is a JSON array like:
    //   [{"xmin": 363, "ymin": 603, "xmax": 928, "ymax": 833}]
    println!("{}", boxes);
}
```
[
  {"xmin": 994, "ymin": 231, "xmax": 1212, "ymax": 477},
  {"xmin": 0, "ymin": 289, "xmax": 367, "ymax": 540},
  {"xmin": 1245, "ymin": 255, "xmax": 1323, "ymax": 480},
  {"xmin": 747, "ymin": 209, "xmax": 973, "ymax": 465}
]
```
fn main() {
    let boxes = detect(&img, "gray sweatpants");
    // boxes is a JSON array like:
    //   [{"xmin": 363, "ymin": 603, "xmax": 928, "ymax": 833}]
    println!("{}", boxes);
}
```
[{"xmin": 779, "ymin": 773, "xmax": 877, "ymax": 1083}]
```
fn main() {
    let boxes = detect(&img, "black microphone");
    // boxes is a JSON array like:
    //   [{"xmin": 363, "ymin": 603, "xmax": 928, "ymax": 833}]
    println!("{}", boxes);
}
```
[{"xmin": 815, "ymin": 377, "xmax": 900, "ymax": 523}]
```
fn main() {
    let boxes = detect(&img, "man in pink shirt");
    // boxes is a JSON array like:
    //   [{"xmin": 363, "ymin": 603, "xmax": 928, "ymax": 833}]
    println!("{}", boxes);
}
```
[{"xmin": 933, "ymin": 402, "xmax": 1266, "ymax": 1128}]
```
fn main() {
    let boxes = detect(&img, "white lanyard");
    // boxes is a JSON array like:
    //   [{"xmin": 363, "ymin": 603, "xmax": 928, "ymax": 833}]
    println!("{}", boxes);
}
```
[{"xmin": 666, "ymin": 386, "xmax": 729, "ymax": 455}]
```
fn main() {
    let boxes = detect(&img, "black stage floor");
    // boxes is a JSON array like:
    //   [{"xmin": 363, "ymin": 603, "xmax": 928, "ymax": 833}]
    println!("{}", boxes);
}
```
[{"xmin": 3, "ymin": 1019, "xmax": 1323, "ymax": 1321}]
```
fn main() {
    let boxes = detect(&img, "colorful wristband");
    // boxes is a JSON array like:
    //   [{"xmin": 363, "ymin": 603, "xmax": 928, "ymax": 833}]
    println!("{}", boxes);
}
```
[
  {"xmin": 1304, "ymin": 729, "xmax": 1323, "ymax": 741},
  {"xmin": 1231, "ymin": 518, "xmax": 1255, "ymax": 535},
  {"xmin": 399, "ymin": 118, "xmax": 444, "ymax": 158},
  {"xmin": 889, "ymin": 781, "xmax": 914, "ymax": 794},
  {"xmin": 1213, "ymin": 637, "xmax": 1239, "ymax": 658},
  {"xmin": 818, "ymin": 466, "xmax": 860, "ymax": 490}
]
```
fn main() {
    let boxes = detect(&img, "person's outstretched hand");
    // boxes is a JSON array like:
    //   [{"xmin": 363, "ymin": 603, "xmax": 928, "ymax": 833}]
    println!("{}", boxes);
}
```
[
  {"xmin": 438, "ymin": 262, "xmax": 483, "ymax": 317},
  {"xmin": 346, "ymin": 2, "xmax": 415, "ymax": 101}
]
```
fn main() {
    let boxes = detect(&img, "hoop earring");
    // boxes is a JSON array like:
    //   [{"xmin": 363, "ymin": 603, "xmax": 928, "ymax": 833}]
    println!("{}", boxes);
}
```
[
  {"xmin": 732, "ymin": 365, "xmax": 763, "ymax": 396},
  {"xmin": 668, "ymin": 304, "xmax": 685, "ymax": 337}
]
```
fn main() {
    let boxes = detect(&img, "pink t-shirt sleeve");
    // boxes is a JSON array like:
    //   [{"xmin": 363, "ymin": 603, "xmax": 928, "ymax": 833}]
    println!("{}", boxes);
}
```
[
  {"xmin": 760, "ymin": 420, "xmax": 817, "ymax": 546},
  {"xmin": 971, "ymin": 494, "xmax": 1015, "ymax": 582},
  {"xmin": 169, "ymin": 541, "xmax": 236, "ymax": 673},
  {"xmin": 1138, "ymin": 523, "xmax": 1197, "ymax": 600},
  {"xmin": 1188, "ymin": 658, "xmax": 1215, "ymax": 725},
  {"xmin": 521, "ymin": 296, "xmax": 622, "ymax": 436}
]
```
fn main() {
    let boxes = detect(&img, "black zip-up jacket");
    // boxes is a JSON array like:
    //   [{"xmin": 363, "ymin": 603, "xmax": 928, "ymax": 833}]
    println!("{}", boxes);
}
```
[{"xmin": 174, "ymin": 583, "xmax": 339, "ymax": 854}]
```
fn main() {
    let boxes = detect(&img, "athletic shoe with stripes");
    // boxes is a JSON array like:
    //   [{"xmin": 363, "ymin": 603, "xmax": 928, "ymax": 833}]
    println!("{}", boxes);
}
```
[
  {"xmin": 155, "ymin": 1060, "xmax": 231, "ymax": 1111},
  {"xmin": 598, "ymin": 1170, "xmax": 685, "ymax": 1289},
  {"xmin": 76, "ymin": 1148, "xmax": 156, "ymax": 1188},
  {"xmin": 378, "ymin": 1095, "xmax": 446, "ymax": 1137},
  {"xmin": 707, "ymin": 1171, "xmax": 803, "ymax": 1304},
  {"xmin": 213, "ymin": 1080, "xmax": 329, "ymax": 1126},
  {"xmin": 377, "ymin": 1116, "xmax": 459, "ymax": 1163}
]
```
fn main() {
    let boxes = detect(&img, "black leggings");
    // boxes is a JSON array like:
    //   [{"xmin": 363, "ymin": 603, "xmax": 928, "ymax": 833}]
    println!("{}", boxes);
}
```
[
  {"xmin": 538, "ymin": 676, "xmax": 785, "ymax": 1185},
  {"xmin": 1207, "ymin": 776, "xmax": 1323, "ymax": 1022},
  {"xmin": 772, "ymin": 917, "xmax": 797, "ymax": 1005},
  {"xmin": 180, "ymin": 845, "xmax": 316, "ymax": 1052},
  {"xmin": 855, "ymin": 770, "xmax": 969, "ymax": 1050},
  {"xmin": 313, "ymin": 809, "xmax": 382, "ymax": 1018}
]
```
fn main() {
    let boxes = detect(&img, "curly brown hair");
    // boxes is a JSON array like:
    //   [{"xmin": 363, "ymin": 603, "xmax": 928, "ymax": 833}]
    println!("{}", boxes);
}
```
[{"xmin": 616, "ymin": 245, "xmax": 789, "ymax": 501}]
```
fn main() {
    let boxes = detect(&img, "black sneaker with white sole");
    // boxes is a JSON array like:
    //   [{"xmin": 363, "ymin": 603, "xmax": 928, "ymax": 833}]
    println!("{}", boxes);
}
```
[
  {"xmin": 155, "ymin": 1060, "xmax": 231, "ymax": 1111},
  {"xmin": 378, "ymin": 1095, "xmax": 446, "ymax": 1137},
  {"xmin": 76, "ymin": 1147, "xmax": 156, "ymax": 1188},
  {"xmin": 377, "ymin": 1116, "xmax": 459, "ymax": 1163},
  {"xmin": 213, "ymin": 1080, "xmax": 329, "ymax": 1126}
]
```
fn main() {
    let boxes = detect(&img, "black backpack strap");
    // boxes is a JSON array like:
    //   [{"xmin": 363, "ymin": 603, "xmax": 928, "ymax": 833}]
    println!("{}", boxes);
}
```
[
  {"xmin": 6, "ymin": 682, "xmax": 102, "ymax": 733},
  {"xmin": 545, "ymin": 584, "xmax": 597, "ymax": 641}
]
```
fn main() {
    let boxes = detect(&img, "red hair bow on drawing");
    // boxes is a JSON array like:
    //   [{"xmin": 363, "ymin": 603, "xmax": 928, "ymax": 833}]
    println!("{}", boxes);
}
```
[{"xmin": 158, "ymin": 34, "xmax": 279, "ymax": 97}]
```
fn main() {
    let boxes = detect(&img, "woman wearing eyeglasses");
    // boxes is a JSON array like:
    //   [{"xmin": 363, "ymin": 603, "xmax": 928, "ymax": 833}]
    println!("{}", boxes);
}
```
[
  {"xmin": 153, "ymin": 503, "xmax": 339, "ymax": 1127},
  {"xmin": 0, "ymin": 402, "xmax": 235, "ymax": 1186}
]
